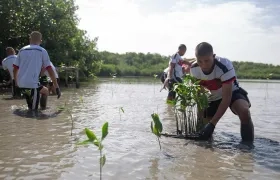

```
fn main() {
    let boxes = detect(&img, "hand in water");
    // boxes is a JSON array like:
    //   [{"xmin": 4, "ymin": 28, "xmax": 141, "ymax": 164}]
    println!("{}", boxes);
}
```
[
  {"xmin": 199, "ymin": 122, "xmax": 215, "ymax": 140},
  {"xmin": 163, "ymin": 78, "xmax": 170, "ymax": 89},
  {"xmin": 56, "ymin": 88, "xmax": 61, "ymax": 99}
]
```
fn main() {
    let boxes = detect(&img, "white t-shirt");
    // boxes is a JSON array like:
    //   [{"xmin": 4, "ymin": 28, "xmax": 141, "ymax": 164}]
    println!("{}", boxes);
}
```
[
  {"xmin": 169, "ymin": 53, "xmax": 184, "ymax": 79},
  {"xmin": 2, "ymin": 55, "xmax": 17, "ymax": 79},
  {"xmin": 13, "ymin": 45, "xmax": 52, "ymax": 88},
  {"xmin": 44, "ymin": 62, "xmax": 59, "ymax": 79},
  {"xmin": 190, "ymin": 56, "xmax": 239, "ymax": 102}
]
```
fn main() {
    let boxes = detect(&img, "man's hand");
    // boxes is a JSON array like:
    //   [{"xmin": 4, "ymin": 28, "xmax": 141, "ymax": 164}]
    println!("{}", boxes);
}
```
[
  {"xmin": 163, "ymin": 77, "xmax": 170, "ymax": 89},
  {"xmin": 198, "ymin": 122, "xmax": 215, "ymax": 140},
  {"xmin": 56, "ymin": 87, "xmax": 61, "ymax": 99}
]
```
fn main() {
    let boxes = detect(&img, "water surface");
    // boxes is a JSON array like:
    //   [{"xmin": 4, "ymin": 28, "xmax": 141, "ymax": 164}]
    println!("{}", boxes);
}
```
[{"xmin": 0, "ymin": 78, "xmax": 279, "ymax": 180}]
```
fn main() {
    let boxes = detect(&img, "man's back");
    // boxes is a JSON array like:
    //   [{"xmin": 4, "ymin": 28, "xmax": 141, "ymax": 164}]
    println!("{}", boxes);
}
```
[
  {"xmin": 170, "ymin": 52, "xmax": 184, "ymax": 79},
  {"xmin": 2, "ymin": 55, "xmax": 17, "ymax": 79},
  {"xmin": 13, "ymin": 45, "xmax": 51, "ymax": 88}
]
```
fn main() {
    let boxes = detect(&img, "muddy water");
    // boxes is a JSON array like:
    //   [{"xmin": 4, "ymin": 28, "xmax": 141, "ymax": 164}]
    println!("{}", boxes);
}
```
[{"xmin": 0, "ymin": 78, "xmax": 279, "ymax": 180}]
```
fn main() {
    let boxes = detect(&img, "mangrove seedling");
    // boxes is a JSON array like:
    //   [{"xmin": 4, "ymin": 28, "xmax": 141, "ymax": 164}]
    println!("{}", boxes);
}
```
[
  {"xmin": 151, "ymin": 113, "xmax": 163, "ymax": 150},
  {"xmin": 119, "ymin": 107, "xmax": 124, "ymax": 120},
  {"xmin": 168, "ymin": 74, "xmax": 209, "ymax": 136},
  {"xmin": 153, "ymin": 74, "xmax": 158, "ymax": 95},
  {"xmin": 79, "ymin": 122, "xmax": 109, "ymax": 180}
]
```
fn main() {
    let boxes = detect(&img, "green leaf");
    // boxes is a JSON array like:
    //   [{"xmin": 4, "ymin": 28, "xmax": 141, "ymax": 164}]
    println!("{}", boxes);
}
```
[
  {"xmin": 150, "ymin": 121, "xmax": 153, "ymax": 132},
  {"xmin": 100, "ymin": 155, "xmax": 106, "ymax": 167},
  {"xmin": 93, "ymin": 140, "xmax": 100, "ymax": 147},
  {"xmin": 77, "ymin": 140, "xmax": 91, "ymax": 145},
  {"xmin": 85, "ymin": 128, "xmax": 97, "ymax": 142},
  {"xmin": 101, "ymin": 122, "xmax": 108, "ymax": 140},
  {"xmin": 120, "ymin": 107, "xmax": 124, "ymax": 113}
]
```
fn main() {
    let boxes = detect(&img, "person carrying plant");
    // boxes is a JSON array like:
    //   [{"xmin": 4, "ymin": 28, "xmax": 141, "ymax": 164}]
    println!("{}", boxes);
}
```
[
  {"xmin": 190, "ymin": 42, "xmax": 254, "ymax": 142},
  {"xmin": 163, "ymin": 44, "xmax": 193, "ymax": 100},
  {"xmin": 13, "ymin": 31, "xmax": 61, "ymax": 110}
]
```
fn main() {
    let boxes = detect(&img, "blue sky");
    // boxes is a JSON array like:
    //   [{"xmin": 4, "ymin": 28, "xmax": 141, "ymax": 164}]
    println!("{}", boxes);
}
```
[{"xmin": 76, "ymin": 0, "xmax": 280, "ymax": 64}]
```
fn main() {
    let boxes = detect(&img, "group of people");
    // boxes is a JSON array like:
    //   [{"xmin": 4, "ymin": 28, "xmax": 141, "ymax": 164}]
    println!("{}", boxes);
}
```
[
  {"xmin": 161, "ymin": 42, "xmax": 254, "ymax": 142},
  {"xmin": 2, "ymin": 31, "xmax": 61, "ymax": 110}
]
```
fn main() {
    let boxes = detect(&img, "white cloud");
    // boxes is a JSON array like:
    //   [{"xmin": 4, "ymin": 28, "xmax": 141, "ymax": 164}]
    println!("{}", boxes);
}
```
[{"xmin": 76, "ymin": 0, "xmax": 280, "ymax": 64}]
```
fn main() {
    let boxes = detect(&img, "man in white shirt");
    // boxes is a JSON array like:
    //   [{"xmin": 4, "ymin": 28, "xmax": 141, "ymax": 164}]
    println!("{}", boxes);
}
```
[
  {"xmin": 13, "ymin": 31, "xmax": 61, "ymax": 110},
  {"xmin": 163, "ymin": 44, "xmax": 192, "ymax": 100},
  {"xmin": 190, "ymin": 42, "xmax": 254, "ymax": 142},
  {"xmin": 2, "ymin": 47, "xmax": 21, "ymax": 98}
]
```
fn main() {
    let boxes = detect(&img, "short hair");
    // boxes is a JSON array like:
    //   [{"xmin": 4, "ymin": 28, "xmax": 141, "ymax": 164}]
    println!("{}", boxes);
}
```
[
  {"xmin": 29, "ymin": 31, "xmax": 42, "ymax": 41},
  {"xmin": 6, "ymin": 47, "xmax": 15, "ymax": 54},
  {"xmin": 195, "ymin": 42, "xmax": 213, "ymax": 56},
  {"xmin": 178, "ymin": 44, "xmax": 187, "ymax": 50}
]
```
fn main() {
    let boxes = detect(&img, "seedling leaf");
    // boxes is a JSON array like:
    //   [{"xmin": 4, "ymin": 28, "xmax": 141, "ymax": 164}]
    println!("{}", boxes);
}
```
[
  {"xmin": 85, "ymin": 128, "xmax": 97, "ymax": 142},
  {"xmin": 101, "ymin": 122, "xmax": 108, "ymax": 140}
]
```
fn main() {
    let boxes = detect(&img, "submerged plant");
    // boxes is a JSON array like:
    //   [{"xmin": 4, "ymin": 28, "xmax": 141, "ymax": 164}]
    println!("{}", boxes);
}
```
[
  {"xmin": 151, "ymin": 113, "xmax": 163, "ymax": 150},
  {"xmin": 153, "ymin": 74, "xmax": 158, "ymax": 95},
  {"xmin": 119, "ymin": 107, "xmax": 124, "ymax": 120},
  {"xmin": 265, "ymin": 73, "xmax": 273, "ymax": 99},
  {"xmin": 168, "ymin": 74, "xmax": 209, "ymax": 136},
  {"xmin": 79, "ymin": 122, "xmax": 109, "ymax": 180}
]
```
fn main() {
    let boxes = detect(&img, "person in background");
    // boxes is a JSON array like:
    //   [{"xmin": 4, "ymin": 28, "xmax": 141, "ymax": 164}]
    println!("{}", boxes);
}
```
[
  {"xmin": 13, "ymin": 31, "xmax": 61, "ymax": 110},
  {"xmin": 190, "ymin": 42, "xmax": 254, "ymax": 142},
  {"xmin": 162, "ymin": 44, "xmax": 193, "ymax": 100},
  {"xmin": 2, "ymin": 47, "xmax": 21, "ymax": 98},
  {"xmin": 40, "ymin": 61, "xmax": 59, "ymax": 95}
]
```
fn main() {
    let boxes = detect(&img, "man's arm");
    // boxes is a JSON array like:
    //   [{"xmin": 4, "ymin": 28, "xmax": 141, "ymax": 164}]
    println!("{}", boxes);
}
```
[
  {"xmin": 210, "ymin": 83, "xmax": 232, "ymax": 125},
  {"xmin": 210, "ymin": 60, "xmax": 236, "ymax": 126},
  {"xmin": 42, "ymin": 50, "xmax": 58, "ymax": 88},
  {"xmin": 13, "ymin": 54, "xmax": 20, "ymax": 86}
]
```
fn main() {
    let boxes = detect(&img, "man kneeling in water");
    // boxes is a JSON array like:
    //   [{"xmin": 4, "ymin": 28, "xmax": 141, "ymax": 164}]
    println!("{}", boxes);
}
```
[
  {"xmin": 13, "ymin": 31, "xmax": 61, "ymax": 110},
  {"xmin": 190, "ymin": 42, "xmax": 254, "ymax": 142}
]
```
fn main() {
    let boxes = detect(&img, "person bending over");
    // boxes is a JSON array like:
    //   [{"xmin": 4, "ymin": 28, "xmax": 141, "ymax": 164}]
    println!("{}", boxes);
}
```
[
  {"xmin": 163, "ymin": 44, "xmax": 192, "ymax": 101},
  {"xmin": 190, "ymin": 42, "xmax": 254, "ymax": 142}
]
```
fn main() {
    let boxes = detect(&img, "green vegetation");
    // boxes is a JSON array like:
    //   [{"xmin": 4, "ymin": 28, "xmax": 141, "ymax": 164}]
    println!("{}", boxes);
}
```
[
  {"xmin": 151, "ymin": 113, "xmax": 163, "ymax": 150},
  {"xmin": 78, "ymin": 123, "xmax": 109, "ymax": 180},
  {"xmin": 97, "ymin": 51, "xmax": 280, "ymax": 79},
  {"xmin": 1, "ymin": 0, "xmax": 279, "ymax": 82},
  {"xmin": 0, "ymin": 0, "xmax": 101, "ymax": 82},
  {"xmin": 169, "ymin": 75, "xmax": 209, "ymax": 135}
]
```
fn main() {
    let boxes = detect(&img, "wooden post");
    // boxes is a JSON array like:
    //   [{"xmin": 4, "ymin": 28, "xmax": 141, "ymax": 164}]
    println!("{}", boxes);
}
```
[{"xmin": 75, "ymin": 68, "xmax": 80, "ymax": 88}]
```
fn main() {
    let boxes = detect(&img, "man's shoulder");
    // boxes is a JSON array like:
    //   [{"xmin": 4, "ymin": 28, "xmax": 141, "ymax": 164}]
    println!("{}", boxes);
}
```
[
  {"xmin": 190, "ymin": 60, "xmax": 199, "ymax": 68},
  {"xmin": 19, "ymin": 45, "xmax": 47, "ymax": 52},
  {"xmin": 214, "ymin": 56, "xmax": 234, "ymax": 72}
]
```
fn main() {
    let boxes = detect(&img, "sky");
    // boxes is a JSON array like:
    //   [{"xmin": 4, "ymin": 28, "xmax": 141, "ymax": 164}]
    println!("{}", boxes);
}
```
[{"xmin": 75, "ymin": 0, "xmax": 280, "ymax": 65}]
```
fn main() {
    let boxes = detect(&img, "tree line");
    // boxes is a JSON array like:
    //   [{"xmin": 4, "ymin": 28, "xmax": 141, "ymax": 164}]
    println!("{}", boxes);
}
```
[
  {"xmin": 97, "ymin": 51, "xmax": 280, "ymax": 80},
  {"xmin": 1, "ymin": 0, "xmax": 279, "ymax": 82}
]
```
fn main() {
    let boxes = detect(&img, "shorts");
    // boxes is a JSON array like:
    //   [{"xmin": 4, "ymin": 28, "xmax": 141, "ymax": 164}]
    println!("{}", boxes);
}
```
[
  {"xmin": 168, "ymin": 77, "xmax": 183, "ymax": 99},
  {"xmin": 20, "ymin": 86, "xmax": 43, "ymax": 110},
  {"xmin": 204, "ymin": 87, "xmax": 251, "ymax": 118}
]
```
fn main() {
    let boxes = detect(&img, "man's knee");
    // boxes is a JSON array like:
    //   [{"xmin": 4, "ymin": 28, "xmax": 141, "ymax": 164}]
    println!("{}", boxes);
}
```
[{"xmin": 238, "ymin": 108, "xmax": 251, "ymax": 124}]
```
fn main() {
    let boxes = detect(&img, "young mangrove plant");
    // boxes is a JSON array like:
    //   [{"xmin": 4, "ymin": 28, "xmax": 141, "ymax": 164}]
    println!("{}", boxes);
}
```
[
  {"xmin": 265, "ymin": 73, "xmax": 273, "ymax": 99},
  {"xmin": 119, "ymin": 107, "xmax": 124, "ymax": 121},
  {"xmin": 151, "ymin": 113, "xmax": 163, "ymax": 150},
  {"xmin": 167, "ymin": 74, "xmax": 209, "ymax": 136},
  {"xmin": 153, "ymin": 74, "xmax": 158, "ymax": 95},
  {"xmin": 57, "ymin": 95, "xmax": 84, "ymax": 136},
  {"xmin": 79, "ymin": 122, "xmax": 109, "ymax": 180}
]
